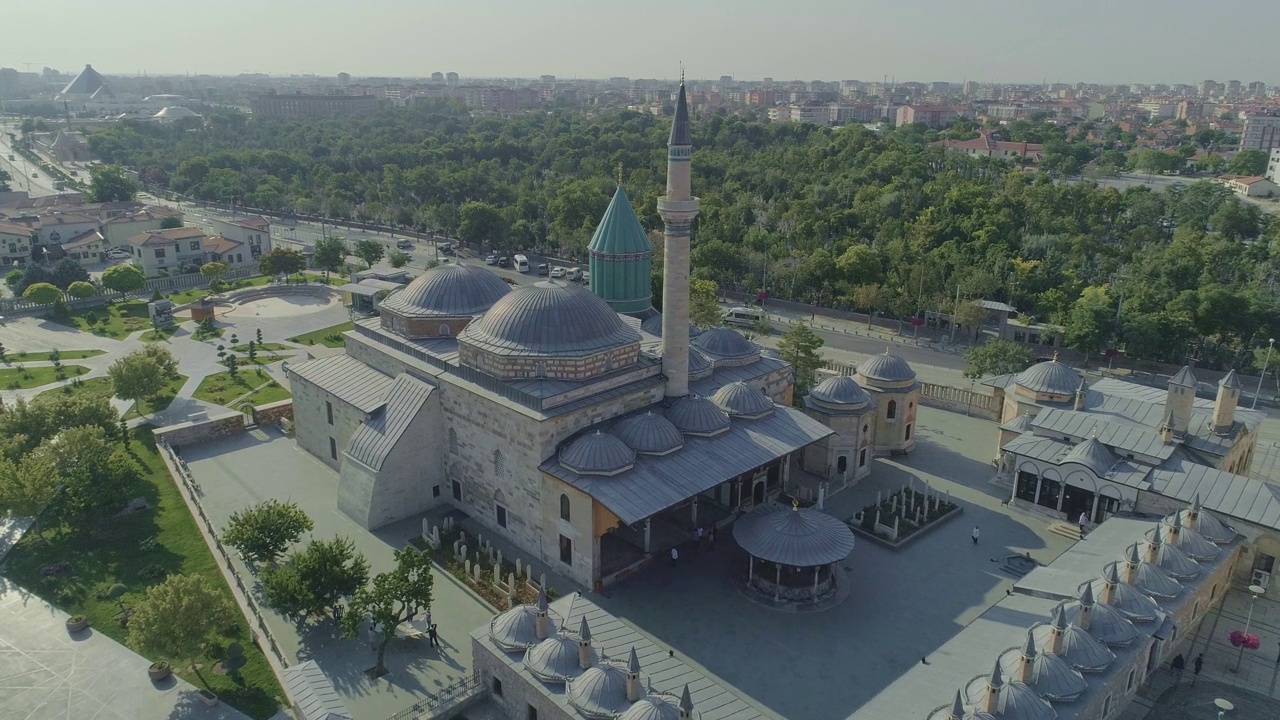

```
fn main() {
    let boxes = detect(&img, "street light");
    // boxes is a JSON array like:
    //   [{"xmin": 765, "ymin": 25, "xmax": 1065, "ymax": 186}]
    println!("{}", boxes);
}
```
[
  {"xmin": 1252, "ymin": 338, "xmax": 1274, "ymax": 410},
  {"xmin": 1214, "ymin": 698, "xmax": 1233, "ymax": 720},
  {"xmin": 1230, "ymin": 584, "xmax": 1266, "ymax": 672}
]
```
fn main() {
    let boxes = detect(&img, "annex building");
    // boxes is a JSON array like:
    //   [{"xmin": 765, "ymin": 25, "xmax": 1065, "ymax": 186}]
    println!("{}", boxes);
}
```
[{"xmin": 286, "ymin": 83, "xmax": 909, "ymax": 590}]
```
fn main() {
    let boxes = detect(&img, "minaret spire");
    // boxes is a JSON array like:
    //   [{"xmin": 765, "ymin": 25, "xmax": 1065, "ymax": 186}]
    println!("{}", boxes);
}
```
[{"xmin": 658, "ymin": 78, "xmax": 699, "ymax": 397}]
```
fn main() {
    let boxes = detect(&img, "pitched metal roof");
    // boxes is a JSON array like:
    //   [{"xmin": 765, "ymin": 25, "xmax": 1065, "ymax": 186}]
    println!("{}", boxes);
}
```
[
  {"xmin": 542, "ymin": 405, "xmax": 833, "ymax": 524},
  {"xmin": 460, "ymin": 281, "xmax": 640, "ymax": 357},
  {"xmin": 999, "ymin": 414, "xmax": 1034, "ymax": 433},
  {"xmin": 286, "ymin": 355, "xmax": 394, "ymax": 413},
  {"xmin": 1031, "ymin": 407, "xmax": 1175, "ymax": 462},
  {"xmin": 1060, "ymin": 437, "xmax": 1117, "ymax": 476},
  {"xmin": 589, "ymin": 186, "xmax": 653, "ymax": 256},
  {"xmin": 344, "ymin": 374, "xmax": 434, "ymax": 471},
  {"xmin": 473, "ymin": 593, "xmax": 763, "ymax": 720},
  {"xmin": 1001, "ymin": 433, "xmax": 1151, "ymax": 489},
  {"xmin": 1149, "ymin": 457, "xmax": 1280, "ymax": 530},
  {"xmin": 282, "ymin": 660, "xmax": 352, "ymax": 720},
  {"xmin": 732, "ymin": 503, "xmax": 856, "ymax": 566}
]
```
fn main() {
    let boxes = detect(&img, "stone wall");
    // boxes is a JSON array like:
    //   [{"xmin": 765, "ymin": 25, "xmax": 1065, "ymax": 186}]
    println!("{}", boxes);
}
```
[
  {"xmin": 287, "ymin": 370, "xmax": 373, "ymax": 470},
  {"xmin": 254, "ymin": 399, "xmax": 293, "ymax": 426},
  {"xmin": 153, "ymin": 413, "xmax": 246, "ymax": 447},
  {"xmin": 458, "ymin": 341, "xmax": 641, "ymax": 382},
  {"xmin": 473, "ymin": 637, "xmax": 574, "ymax": 720},
  {"xmin": 920, "ymin": 382, "xmax": 1001, "ymax": 420},
  {"xmin": 382, "ymin": 312, "xmax": 472, "ymax": 340}
]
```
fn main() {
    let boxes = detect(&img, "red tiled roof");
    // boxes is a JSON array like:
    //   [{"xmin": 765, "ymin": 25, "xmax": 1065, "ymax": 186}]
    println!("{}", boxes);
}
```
[
  {"xmin": 127, "ymin": 226, "xmax": 205, "ymax": 247},
  {"xmin": 203, "ymin": 235, "xmax": 243, "ymax": 253},
  {"xmin": 62, "ymin": 228, "xmax": 104, "ymax": 250},
  {"xmin": 223, "ymin": 215, "xmax": 270, "ymax": 230}
]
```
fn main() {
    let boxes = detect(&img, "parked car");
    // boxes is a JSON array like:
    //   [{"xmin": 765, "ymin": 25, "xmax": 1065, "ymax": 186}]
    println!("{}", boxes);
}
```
[
  {"xmin": 485, "ymin": 254, "xmax": 498, "ymax": 265},
  {"xmin": 498, "ymin": 256, "xmax": 510, "ymax": 267},
  {"xmin": 107, "ymin": 249, "xmax": 131, "ymax": 260},
  {"xmin": 580, "ymin": 271, "xmax": 590, "ymax": 285},
  {"xmin": 439, "ymin": 242, "xmax": 454, "ymax": 254},
  {"xmin": 396, "ymin": 239, "xmax": 414, "ymax": 249},
  {"xmin": 566, "ymin": 267, "xmax": 583, "ymax": 282},
  {"xmin": 550, "ymin": 266, "xmax": 567, "ymax": 278},
  {"xmin": 537, "ymin": 263, "xmax": 549, "ymax": 276}
]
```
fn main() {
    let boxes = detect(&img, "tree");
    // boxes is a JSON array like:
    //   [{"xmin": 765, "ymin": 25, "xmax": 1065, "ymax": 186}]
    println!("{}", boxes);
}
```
[
  {"xmin": 1065, "ymin": 285, "xmax": 1114, "ymax": 358},
  {"xmin": 1228, "ymin": 149, "xmax": 1268, "ymax": 176},
  {"xmin": 141, "ymin": 342, "xmax": 179, "ymax": 378},
  {"xmin": 262, "ymin": 536, "xmax": 369, "ymax": 624},
  {"xmin": 49, "ymin": 258, "xmax": 89, "ymax": 290},
  {"xmin": 5, "ymin": 269, "xmax": 23, "ymax": 295},
  {"xmin": 32, "ymin": 425, "xmax": 137, "ymax": 523},
  {"xmin": 312, "ymin": 236, "xmax": 348, "ymax": 276},
  {"xmin": 87, "ymin": 164, "xmax": 139, "ymax": 203},
  {"xmin": 108, "ymin": 351, "xmax": 165, "ymax": 403},
  {"xmin": 0, "ymin": 393, "xmax": 119, "ymax": 460},
  {"xmin": 849, "ymin": 284, "xmax": 886, "ymax": 328},
  {"xmin": 101, "ymin": 264, "xmax": 145, "ymax": 294},
  {"xmin": 342, "ymin": 546, "xmax": 434, "ymax": 676},
  {"xmin": 689, "ymin": 279, "xmax": 723, "ymax": 328},
  {"xmin": 127, "ymin": 574, "xmax": 235, "ymax": 688},
  {"xmin": 458, "ymin": 201, "xmax": 507, "ymax": 246},
  {"xmin": 0, "ymin": 450, "xmax": 59, "ymax": 537},
  {"xmin": 159, "ymin": 215, "xmax": 183, "ymax": 229},
  {"xmin": 352, "ymin": 238, "xmax": 385, "ymax": 269},
  {"xmin": 963, "ymin": 340, "xmax": 1035, "ymax": 379},
  {"xmin": 777, "ymin": 324, "xmax": 825, "ymax": 403},
  {"xmin": 66, "ymin": 281, "xmax": 95, "ymax": 299},
  {"xmin": 222, "ymin": 499, "xmax": 314, "ymax": 566},
  {"xmin": 199, "ymin": 261, "xmax": 228, "ymax": 289},
  {"xmin": 387, "ymin": 249, "xmax": 410, "ymax": 268},
  {"xmin": 22, "ymin": 282, "xmax": 61, "ymax": 304},
  {"xmin": 257, "ymin": 247, "xmax": 307, "ymax": 277}
]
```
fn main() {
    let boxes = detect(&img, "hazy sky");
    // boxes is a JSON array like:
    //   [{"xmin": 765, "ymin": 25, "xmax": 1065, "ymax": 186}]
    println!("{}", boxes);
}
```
[{"xmin": 8, "ymin": 1, "xmax": 1279, "ymax": 84}]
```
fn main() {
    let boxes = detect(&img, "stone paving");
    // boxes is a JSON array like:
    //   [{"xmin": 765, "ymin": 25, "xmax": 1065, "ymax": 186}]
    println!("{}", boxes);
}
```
[
  {"xmin": 182, "ymin": 428, "xmax": 494, "ymax": 720},
  {"xmin": 0, "ymin": 578, "xmax": 251, "ymax": 720}
]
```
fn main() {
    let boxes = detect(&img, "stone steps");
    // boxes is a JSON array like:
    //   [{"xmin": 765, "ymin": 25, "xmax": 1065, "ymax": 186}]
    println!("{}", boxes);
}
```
[{"xmin": 1048, "ymin": 522, "xmax": 1085, "ymax": 540}]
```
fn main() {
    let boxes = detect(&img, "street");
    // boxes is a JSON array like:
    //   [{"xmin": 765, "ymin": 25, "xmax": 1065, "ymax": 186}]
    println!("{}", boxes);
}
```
[{"xmin": 0, "ymin": 124, "xmax": 64, "ymax": 198}]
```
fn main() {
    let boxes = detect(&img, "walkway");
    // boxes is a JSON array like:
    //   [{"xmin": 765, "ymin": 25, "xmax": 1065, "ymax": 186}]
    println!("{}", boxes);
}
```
[{"xmin": 0, "ymin": 578, "xmax": 251, "ymax": 720}]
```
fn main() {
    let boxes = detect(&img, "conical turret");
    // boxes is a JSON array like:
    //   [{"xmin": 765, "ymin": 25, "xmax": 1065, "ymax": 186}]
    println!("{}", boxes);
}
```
[
  {"xmin": 679, "ymin": 684, "xmax": 695, "ymax": 720},
  {"xmin": 625, "ymin": 646, "xmax": 642, "ymax": 701},
  {"xmin": 983, "ymin": 660, "xmax": 1004, "ymax": 714},
  {"xmin": 948, "ymin": 689, "xmax": 966, "ymax": 720},
  {"xmin": 657, "ymin": 80, "xmax": 700, "ymax": 398},
  {"xmin": 1019, "ymin": 631, "xmax": 1037, "ymax": 684},
  {"xmin": 577, "ymin": 616, "xmax": 593, "ymax": 669},
  {"xmin": 588, "ymin": 186, "xmax": 654, "ymax": 313}
]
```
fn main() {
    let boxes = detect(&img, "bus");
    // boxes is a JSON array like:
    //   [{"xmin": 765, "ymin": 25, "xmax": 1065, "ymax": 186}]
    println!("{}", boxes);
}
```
[
  {"xmin": 513, "ymin": 254, "xmax": 530, "ymax": 273},
  {"xmin": 724, "ymin": 306, "xmax": 764, "ymax": 327}
]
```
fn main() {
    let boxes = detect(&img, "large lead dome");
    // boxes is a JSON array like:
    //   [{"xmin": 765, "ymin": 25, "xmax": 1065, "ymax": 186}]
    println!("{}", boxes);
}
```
[
  {"xmin": 461, "ymin": 281, "xmax": 640, "ymax": 357},
  {"xmin": 381, "ymin": 263, "xmax": 511, "ymax": 318}
]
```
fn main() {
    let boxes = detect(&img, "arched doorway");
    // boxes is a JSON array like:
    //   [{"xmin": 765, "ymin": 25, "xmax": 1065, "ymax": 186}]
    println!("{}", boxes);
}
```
[{"xmin": 239, "ymin": 402, "xmax": 257, "ymax": 429}]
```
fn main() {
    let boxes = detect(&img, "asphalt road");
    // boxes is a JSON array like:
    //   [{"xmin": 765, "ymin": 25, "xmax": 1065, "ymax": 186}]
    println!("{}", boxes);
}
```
[{"xmin": 0, "ymin": 126, "xmax": 63, "ymax": 197}]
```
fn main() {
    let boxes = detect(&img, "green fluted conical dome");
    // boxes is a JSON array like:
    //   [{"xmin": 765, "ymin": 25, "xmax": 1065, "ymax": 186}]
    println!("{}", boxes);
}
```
[{"xmin": 589, "ymin": 186, "xmax": 653, "ymax": 314}]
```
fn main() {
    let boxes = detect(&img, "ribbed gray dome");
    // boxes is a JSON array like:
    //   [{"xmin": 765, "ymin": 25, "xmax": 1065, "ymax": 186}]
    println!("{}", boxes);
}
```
[
  {"xmin": 1163, "ymin": 515, "xmax": 1220, "ymax": 560},
  {"xmin": 711, "ymin": 381, "xmax": 774, "ymax": 419},
  {"xmin": 807, "ymin": 375, "xmax": 873, "ymax": 410},
  {"xmin": 1144, "ymin": 529, "xmax": 1202, "ymax": 579},
  {"xmin": 641, "ymin": 312, "xmax": 702, "ymax": 338},
  {"xmin": 1087, "ymin": 566, "xmax": 1161, "ymax": 622},
  {"xmin": 566, "ymin": 662, "xmax": 634, "ymax": 720},
  {"xmin": 998, "ymin": 636, "xmax": 1088, "ymax": 702},
  {"xmin": 692, "ymin": 327, "xmax": 759, "ymax": 360},
  {"xmin": 560, "ymin": 431, "xmax": 636, "ymax": 476},
  {"xmin": 525, "ymin": 634, "xmax": 593, "ymax": 684},
  {"xmin": 461, "ymin": 281, "xmax": 640, "ymax": 357},
  {"xmin": 1000, "ymin": 414, "xmax": 1034, "ymax": 433},
  {"xmin": 613, "ymin": 412, "xmax": 684, "ymax": 456},
  {"xmin": 963, "ymin": 671, "xmax": 1055, "ymax": 720},
  {"xmin": 1015, "ymin": 360, "xmax": 1081, "ymax": 395},
  {"xmin": 688, "ymin": 347, "xmax": 713, "ymax": 379},
  {"xmin": 666, "ymin": 395, "xmax": 730, "ymax": 436},
  {"xmin": 1181, "ymin": 501, "xmax": 1234, "ymax": 543},
  {"xmin": 856, "ymin": 352, "xmax": 917, "ymax": 382},
  {"xmin": 381, "ymin": 263, "xmax": 511, "ymax": 317},
  {"xmin": 733, "ymin": 503, "xmax": 856, "ymax": 566},
  {"xmin": 618, "ymin": 695, "xmax": 682, "ymax": 720},
  {"xmin": 1031, "ymin": 610, "xmax": 1115, "ymax": 672},
  {"xmin": 1064, "ymin": 586, "xmax": 1137, "ymax": 647},
  {"xmin": 1124, "ymin": 544, "xmax": 1184, "ymax": 599},
  {"xmin": 490, "ymin": 605, "xmax": 561, "ymax": 653},
  {"xmin": 1060, "ymin": 437, "xmax": 1115, "ymax": 476}
]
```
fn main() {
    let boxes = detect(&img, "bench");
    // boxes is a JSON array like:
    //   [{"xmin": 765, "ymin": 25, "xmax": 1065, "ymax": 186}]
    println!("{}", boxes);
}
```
[{"xmin": 890, "ymin": 448, "xmax": 910, "ymax": 458}]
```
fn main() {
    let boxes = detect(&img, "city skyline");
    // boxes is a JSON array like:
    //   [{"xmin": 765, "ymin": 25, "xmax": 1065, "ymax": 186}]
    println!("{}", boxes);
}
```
[{"xmin": 5, "ymin": 0, "xmax": 1280, "ymax": 85}]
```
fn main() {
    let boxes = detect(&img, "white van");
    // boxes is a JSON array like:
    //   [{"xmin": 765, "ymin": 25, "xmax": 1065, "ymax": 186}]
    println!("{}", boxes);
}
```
[
  {"xmin": 724, "ymin": 306, "xmax": 764, "ymax": 327},
  {"xmin": 513, "ymin": 254, "xmax": 530, "ymax": 273}
]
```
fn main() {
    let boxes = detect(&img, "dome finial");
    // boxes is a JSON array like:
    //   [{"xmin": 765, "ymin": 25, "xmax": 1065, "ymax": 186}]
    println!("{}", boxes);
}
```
[
  {"xmin": 792, "ymin": 497, "xmax": 800, "ymax": 511},
  {"xmin": 616, "ymin": 161, "xmax": 623, "ymax": 188},
  {"xmin": 1052, "ymin": 350, "xmax": 1059, "ymax": 362}
]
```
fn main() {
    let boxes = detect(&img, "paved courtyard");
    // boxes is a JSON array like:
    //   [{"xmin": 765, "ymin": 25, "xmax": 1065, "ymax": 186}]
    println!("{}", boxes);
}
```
[
  {"xmin": 0, "ymin": 578, "xmax": 251, "ymax": 720},
  {"xmin": 183, "ymin": 428, "xmax": 495, "ymax": 720}
]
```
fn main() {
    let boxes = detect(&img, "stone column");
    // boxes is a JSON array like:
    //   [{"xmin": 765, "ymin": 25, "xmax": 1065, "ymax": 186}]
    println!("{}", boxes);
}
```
[{"xmin": 644, "ymin": 518, "xmax": 652, "ymax": 554}]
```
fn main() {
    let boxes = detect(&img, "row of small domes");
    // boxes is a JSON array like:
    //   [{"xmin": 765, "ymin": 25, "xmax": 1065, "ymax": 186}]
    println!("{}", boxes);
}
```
[{"xmin": 559, "ymin": 383, "xmax": 776, "ymax": 476}]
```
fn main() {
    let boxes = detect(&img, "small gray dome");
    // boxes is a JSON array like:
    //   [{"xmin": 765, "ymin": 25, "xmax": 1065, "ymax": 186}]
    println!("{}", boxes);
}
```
[
  {"xmin": 733, "ymin": 503, "xmax": 857, "ymax": 566},
  {"xmin": 560, "ymin": 431, "xmax": 636, "ymax": 476},
  {"xmin": 1063, "ymin": 590, "xmax": 1137, "ymax": 647},
  {"xmin": 1060, "ymin": 437, "xmax": 1115, "ymax": 476},
  {"xmin": 688, "ymin": 347, "xmax": 713, "ymax": 379},
  {"xmin": 1143, "ymin": 528, "xmax": 1201, "ymax": 579},
  {"xmin": 1031, "ymin": 611, "xmax": 1115, "ymax": 672},
  {"xmin": 525, "ymin": 635, "xmax": 592, "ymax": 684},
  {"xmin": 641, "ymin": 312, "xmax": 702, "ymax": 338},
  {"xmin": 1015, "ymin": 360, "xmax": 1081, "ymax": 395},
  {"xmin": 666, "ymin": 395, "xmax": 730, "ymax": 436},
  {"xmin": 614, "ymin": 412, "xmax": 684, "ymax": 455},
  {"xmin": 381, "ymin": 263, "xmax": 511, "ymax": 317},
  {"xmin": 997, "ymin": 639, "xmax": 1087, "ymax": 703},
  {"xmin": 1086, "ymin": 566, "xmax": 1161, "ymax": 622},
  {"xmin": 462, "ymin": 281, "xmax": 640, "ymax": 356},
  {"xmin": 1180, "ymin": 503, "xmax": 1234, "ymax": 543},
  {"xmin": 490, "ymin": 604, "xmax": 560, "ymax": 653},
  {"xmin": 692, "ymin": 327, "xmax": 759, "ymax": 360},
  {"xmin": 1000, "ymin": 414, "xmax": 1034, "ymax": 433},
  {"xmin": 963, "ymin": 673, "xmax": 1055, "ymax": 720},
  {"xmin": 856, "ymin": 352, "xmax": 917, "ymax": 382},
  {"xmin": 566, "ymin": 662, "xmax": 633, "ymax": 719},
  {"xmin": 807, "ymin": 376, "xmax": 873, "ymax": 410},
  {"xmin": 619, "ymin": 695, "xmax": 682, "ymax": 720},
  {"xmin": 711, "ymin": 382, "xmax": 774, "ymax": 419}
]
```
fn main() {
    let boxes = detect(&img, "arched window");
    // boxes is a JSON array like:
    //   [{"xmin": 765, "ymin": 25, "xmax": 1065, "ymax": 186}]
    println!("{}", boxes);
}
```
[
  {"xmin": 886, "ymin": 400, "xmax": 897, "ymax": 420},
  {"xmin": 438, "ymin": 324, "xmax": 452, "ymax": 337},
  {"xmin": 837, "ymin": 456, "xmax": 848, "ymax": 474},
  {"xmin": 448, "ymin": 428, "xmax": 459, "ymax": 455},
  {"xmin": 905, "ymin": 423, "xmax": 913, "ymax": 441},
  {"xmin": 493, "ymin": 449, "xmax": 505, "ymax": 480},
  {"xmin": 560, "ymin": 494, "xmax": 571, "ymax": 521}
]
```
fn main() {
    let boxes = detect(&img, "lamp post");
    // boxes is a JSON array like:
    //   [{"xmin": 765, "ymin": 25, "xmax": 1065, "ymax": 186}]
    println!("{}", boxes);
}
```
[
  {"xmin": 1252, "ymin": 338, "xmax": 1274, "ymax": 410},
  {"xmin": 1231, "ymin": 584, "xmax": 1266, "ymax": 672},
  {"xmin": 1214, "ymin": 698, "xmax": 1233, "ymax": 720}
]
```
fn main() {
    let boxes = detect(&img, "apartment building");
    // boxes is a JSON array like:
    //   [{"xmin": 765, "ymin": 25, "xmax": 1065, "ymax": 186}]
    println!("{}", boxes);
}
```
[
  {"xmin": 0, "ymin": 220, "xmax": 31, "ymax": 268},
  {"xmin": 1240, "ymin": 114, "xmax": 1280, "ymax": 151},
  {"xmin": 126, "ymin": 226, "xmax": 209, "ymax": 276},
  {"xmin": 1267, "ymin": 148, "xmax": 1280, "ymax": 184},
  {"xmin": 250, "ymin": 92, "xmax": 380, "ymax": 120},
  {"xmin": 210, "ymin": 216, "xmax": 272, "ymax": 261},
  {"xmin": 61, "ymin": 229, "xmax": 108, "ymax": 265},
  {"xmin": 103, "ymin": 207, "xmax": 183, "ymax": 247},
  {"xmin": 896, "ymin": 104, "xmax": 967, "ymax": 128}
]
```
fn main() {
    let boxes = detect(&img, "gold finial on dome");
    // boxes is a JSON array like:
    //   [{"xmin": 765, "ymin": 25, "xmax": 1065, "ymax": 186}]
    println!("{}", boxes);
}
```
[
  {"xmin": 1052, "ymin": 350, "xmax": 1059, "ymax": 362},
  {"xmin": 792, "ymin": 497, "xmax": 800, "ymax": 511}
]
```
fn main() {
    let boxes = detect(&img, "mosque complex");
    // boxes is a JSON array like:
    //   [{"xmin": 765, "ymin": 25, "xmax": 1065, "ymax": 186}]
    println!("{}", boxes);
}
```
[{"xmin": 282, "ymin": 83, "xmax": 1280, "ymax": 720}]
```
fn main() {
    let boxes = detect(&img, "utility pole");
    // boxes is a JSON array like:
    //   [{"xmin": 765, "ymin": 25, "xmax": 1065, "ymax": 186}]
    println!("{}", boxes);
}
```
[{"xmin": 950, "ymin": 284, "xmax": 961, "ymax": 343}]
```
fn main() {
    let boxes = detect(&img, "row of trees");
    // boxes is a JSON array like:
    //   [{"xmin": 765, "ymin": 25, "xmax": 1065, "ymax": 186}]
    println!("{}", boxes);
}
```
[{"xmin": 83, "ymin": 104, "xmax": 1280, "ymax": 370}]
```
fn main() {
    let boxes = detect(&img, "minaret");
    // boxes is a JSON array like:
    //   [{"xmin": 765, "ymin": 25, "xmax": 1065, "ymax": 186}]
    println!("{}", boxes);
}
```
[{"xmin": 658, "ymin": 78, "xmax": 699, "ymax": 398}]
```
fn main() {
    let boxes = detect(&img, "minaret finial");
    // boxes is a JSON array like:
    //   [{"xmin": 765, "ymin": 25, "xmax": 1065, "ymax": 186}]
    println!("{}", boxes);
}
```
[
  {"xmin": 616, "ymin": 162, "xmax": 623, "ymax": 187},
  {"xmin": 680, "ymin": 63, "xmax": 684, "ymax": 85}
]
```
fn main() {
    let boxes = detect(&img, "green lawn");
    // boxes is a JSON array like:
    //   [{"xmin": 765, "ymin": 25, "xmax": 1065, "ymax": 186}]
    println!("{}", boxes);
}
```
[
  {"xmin": 138, "ymin": 325, "xmax": 181, "ymax": 342},
  {"xmin": 231, "ymin": 343, "xmax": 291, "ymax": 352},
  {"xmin": 288, "ymin": 321, "xmax": 353, "ymax": 348},
  {"xmin": 193, "ymin": 369, "xmax": 291, "ymax": 408},
  {"xmin": 0, "ymin": 364, "xmax": 89, "ymax": 390},
  {"xmin": 4, "ymin": 428, "xmax": 286, "ymax": 718},
  {"xmin": 2, "ymin": 349, "xmax": 105, "ymax": 362},
  {"xmin": 38, "ymin": 374, "xmax": 187, "ymax": 419},
  {"xmin": 56, "ymin": 301, "xmax": 153, "ymax": 338},
  {"xmin": 165, "ymin": 275, "xmax": 272, "ymax": 305}
]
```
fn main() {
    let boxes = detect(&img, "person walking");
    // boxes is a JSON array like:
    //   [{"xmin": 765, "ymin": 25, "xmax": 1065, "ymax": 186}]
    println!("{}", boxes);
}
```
[
  {"xmin": 670, "ymin": 546, "xmax": 679, "ymax": 566},
  {"xmin": 1171, "ymin": 653, "xmax": 1185, "ymax": 682},
  {"xmin": 972, "ymin": 526, "xmax": 981, "ymax": 545},
  {"xmin": 1192, "ymin": 653, "xmax": 1203, "ymax": 684},
  {"xmin": 693, "ymin": 527, "xmax": 703, "ymax": 550},
  {"xmin": 333, "ymin": 602, "xmax": 344, "ymax": 628},
  {"xmin": 1077, "ymin": 512, "xmax": 1089, "ymax": 538},
  {"xmin": 708, "ymin": 527, "xmax": 716, "ymax": 551},
  {"xmin": 427, "ymin": 623, "xmax": 439, "ymax": 648}
]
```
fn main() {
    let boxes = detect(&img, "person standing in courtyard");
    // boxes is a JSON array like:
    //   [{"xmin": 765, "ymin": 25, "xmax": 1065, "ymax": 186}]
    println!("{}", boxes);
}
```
[
  {"xmin": 1192, "ymin": 653, "xmax": 1203, "ymax": 684},
  {"xmin": 1078, "ymin": 512, "xmax": 1089, "ymax": 538},
  {"xmin": 972, "ymin": 526, "xmax": 980, "ymax": 545},
  {"xmin": 427, "ymin": 623, "xmax": 439, "ymax": 648},
  {"xmin": 708, "ymin": 526, "xmax": 716, "ymax": 551},
  {"xmin": 670, "ymin": 546, "xmax": 679, "ymax": 566}
]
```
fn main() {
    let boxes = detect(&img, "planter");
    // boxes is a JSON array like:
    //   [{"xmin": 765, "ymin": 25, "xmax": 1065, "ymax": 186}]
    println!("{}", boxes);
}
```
[
  {"xmin": 65, "ymin": 616, "xmax": 89, "ymax": 632},
  {"xmin": 148, "ymin": 662, "xmax": 172, "ymax": 681},
  {"xmin": 199, "ymin": 689, "xmax": 218, "ymax": 707}
]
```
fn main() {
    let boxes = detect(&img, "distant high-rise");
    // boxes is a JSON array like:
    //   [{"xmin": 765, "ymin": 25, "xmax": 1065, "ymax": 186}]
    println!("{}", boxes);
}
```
[
  {"xmin": 431, "ymin": 71, "xmax": 444, "ymax": 83},
  {"xmin": 445, "ymin": 72, "xmax": 459, "ymax": 86},
  {"xmin": 1247, "ymin": 81, "xmax": 1267, "ymax": 98},
  {"xmin": 1240, "ymin": 113, "xmax": 1280, "ymax": 152},
  {"xmin": 1225, "ymin": 80, "xmax": 1242, "ymax": 97},
  {"xmin": 337, "ymin": 72, "xmax": 350, "ymax": 87},
  {"xmin": 1198, "ymin": 80, "xmax": 1219, "ymax": 97},
  {"xmin": 251, "ymin": 92, "xmax": 380, "ymax": 120},
  {"xmin": 539, "ymin": 75, "xmax": 556, "ymax": 83}
]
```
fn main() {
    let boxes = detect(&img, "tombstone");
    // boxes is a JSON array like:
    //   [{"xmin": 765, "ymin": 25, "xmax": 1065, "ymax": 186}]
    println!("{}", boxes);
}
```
[
  {"xmin": 431, "ymin": 526, "xmax": 441, "ymax": 547},
  {"xmin": 472, "ymin": 564, "xmax": 482, "ymax": 582},
  {"xmin": 422, "ymin": 518, "xmax": 430, "ymax": 540},
  {"xmin": 493, "ymin": 564, "xmax": 501, "ymax": 584},
  {"xmin": 525, "ymin": 564, "xmax": 533, "ymax": 583},
  {"xmin": 876, "ymin": 490, "xmax": 882, "ymax": 506},
  {"xmin": 890, "ymin": 495, "xmax": 898, "ymax": 515},
  {"xmin": 874, "ymin": 510, "xmax": 881, "ymax": 529},
  {"xmin": 459, "ymin": 530, "xmax": 467, "ymax": 546},
  {"xmin": 893, "ymin": 516, "xmax": 900, "ymax": 537},
  {"xmin": 453, "ymin": 540, "xmax": 462, "ymax": 557},
  {"xmin": 507, "ymin": 573, "xmax": 517, "ymax": 597},
  {"xmin": 148, "ymin": 299, "xmax": 175, "ymax": 328},
  {"xmin": 459, "ymin": 544, "xmax": 467, "ymax": 562},
  {"xmin": 465, "ymin": 559, "xmax": 472, "ymax": 575},
  {"xmin": 496, "ymin": 550, "xmax": 503, "ymax": 569},
  {"xmin": 515, "ymin": 558, "xmax": 523, "ymax": 577}
]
